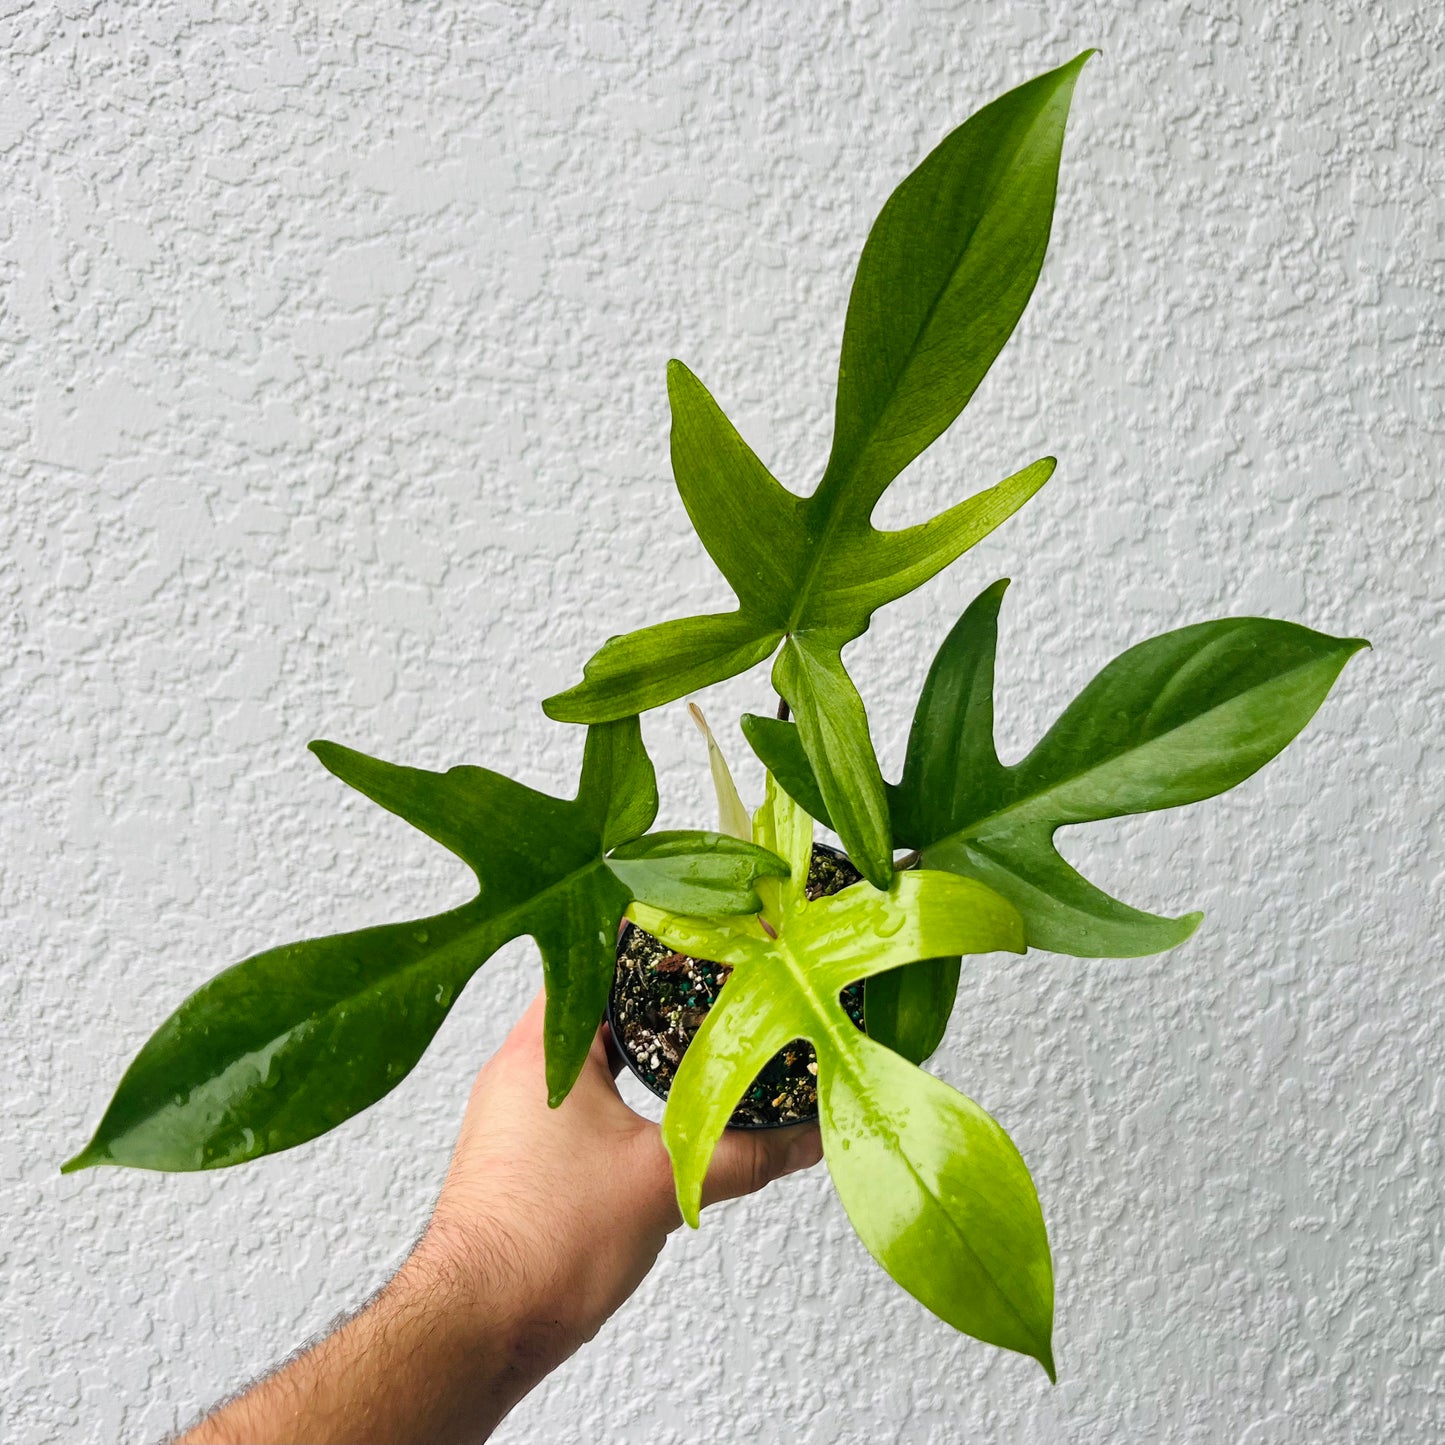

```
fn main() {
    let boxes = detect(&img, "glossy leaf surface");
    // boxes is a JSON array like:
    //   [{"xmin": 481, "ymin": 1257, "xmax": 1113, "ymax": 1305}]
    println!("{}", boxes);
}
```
[
  {"xmin": 64, "ymin": 721, "xmax": 786, "ymax": 1173},
  {"xmin": 605, "ymin": 831, "xmax": 787, "ymax": 917},
  {"xmin": 747, "ymin": 581, "xmax": 1369, "ymax": 960},
  {"xmin": 545, "ymin": 55, "xmax": 1092, "ymax": 889},
  {"xmin": 628, "ymin": 779, "xmax": 1051, "ymax": 1372},
  {"xmin": 821, "ymin": 1033, "xmax": 1054, "ymax": 1379},
  {"xmin": 862, "ymin": 955, "xmax": 963, "ymax": 1065}
]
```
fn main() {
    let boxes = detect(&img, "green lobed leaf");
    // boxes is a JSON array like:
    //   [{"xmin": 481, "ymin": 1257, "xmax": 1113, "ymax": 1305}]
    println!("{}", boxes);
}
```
[
  {"xmin": 63, "ymin": 722, "xmax": 786, "ymax": 1173},
  {"xmin": 667, "ymin": 361, "xmax": 809, "ymax": 625},
  {"xmin": 545, "ymin": 56, "xmax": 1093, "ymax": 889},
  {"xmin": 748, "ymin": 581, "xmax": 1369, "ymax": 959},
  {"xmin": 546, "ymin": 612, "xmax": 783, "ymax": 723},
  {"xmin": 630, "ymin": 782, "xmax": 1048, "ymax": 1371},
  {"xmin": 821, "ymin": 53, "xmax": 1092, "ymax": 511},
  {"xmin": 771, "ymin": 632, "xmax": 894, "ymax": 887}
]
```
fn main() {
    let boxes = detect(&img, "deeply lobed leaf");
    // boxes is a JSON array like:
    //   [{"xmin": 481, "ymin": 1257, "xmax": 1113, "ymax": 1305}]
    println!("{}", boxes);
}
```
[
  {"xmin": 631, "ymin": 780, "xmax": 1051, "ymax": 1373},
  {"xmin": 747, "ymin": 580, "xmax": 1369, "ymax": 960},
  {"xmin": 64, "ymin": 721, "xmax": 787, "ymax": 1173},
  {"xmin": 545, "ymin": 55, "xmax": 1093, "ymax": 889}
]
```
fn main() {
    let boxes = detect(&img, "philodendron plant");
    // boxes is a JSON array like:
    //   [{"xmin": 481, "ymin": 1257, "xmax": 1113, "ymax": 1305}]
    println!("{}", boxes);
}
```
[{"xmin": 65, "ymin": 53, "xmax": 1366, "ymax": 1379}]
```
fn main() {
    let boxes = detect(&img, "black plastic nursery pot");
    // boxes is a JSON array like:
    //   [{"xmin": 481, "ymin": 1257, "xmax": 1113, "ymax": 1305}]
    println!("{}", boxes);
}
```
[{"xmin": 607, "ymin": 842, "xmax": 865, "ymax": 1130}]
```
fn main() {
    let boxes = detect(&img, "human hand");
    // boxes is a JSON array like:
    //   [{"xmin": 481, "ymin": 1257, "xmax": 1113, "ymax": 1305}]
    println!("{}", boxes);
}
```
[
  {"xmin": 415, "ymin": 991, "xmax": 823, "ymax": 1405},
  {"xmin": 182, "ymin": 991, "xmax": 820, "ymax": 1445}
]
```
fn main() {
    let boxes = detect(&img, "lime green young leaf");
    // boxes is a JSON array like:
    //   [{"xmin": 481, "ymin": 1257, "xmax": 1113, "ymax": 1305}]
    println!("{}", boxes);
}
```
[
  {"xmin": 629, "ymin": 782, "xmax": 1049, "ymax": 1372},
  {"xmin": 736, "ymin": 712, "xmax": 962, "ymax": 1066},
  {"xmin": 749, "ymin": 769, "xmax": 815, "ymax": 929},
  {"xmin": 821, "ymin": 1034, "xmax": 1054, "ymax": 1378},
  {"xmin": 63, "ymin": 721, "xmax": 786, "ymax": 1174},
  {"xmin": 545, "ymin": 55, "xmax": 1092, "ymax": 888},
  {"xmin": 747, "ymin": 581, "xmax": 1369, "ymax": 960}
]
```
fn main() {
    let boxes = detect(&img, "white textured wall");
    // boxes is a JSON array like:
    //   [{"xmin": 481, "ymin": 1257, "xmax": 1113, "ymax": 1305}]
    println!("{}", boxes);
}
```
[{"xmin": 5, "ymin": 3, "xmax": 1441, "ymax": 1441}]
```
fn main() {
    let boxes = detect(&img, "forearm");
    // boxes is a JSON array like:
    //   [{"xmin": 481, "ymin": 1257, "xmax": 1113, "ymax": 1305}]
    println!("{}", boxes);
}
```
[
  {"xmin": 179, "ymin": 1235, "xmax": 550, "ymax": 1445},
  {"xmin": 174, "ymin": 1000, "xmax": 817, "ymax": 1443}
]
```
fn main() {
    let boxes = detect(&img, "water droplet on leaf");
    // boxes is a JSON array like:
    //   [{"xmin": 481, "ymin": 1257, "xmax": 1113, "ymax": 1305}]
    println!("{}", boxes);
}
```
[{"xmin": 874, "ymin": 911, "xmax": 905, "ymax": 938}]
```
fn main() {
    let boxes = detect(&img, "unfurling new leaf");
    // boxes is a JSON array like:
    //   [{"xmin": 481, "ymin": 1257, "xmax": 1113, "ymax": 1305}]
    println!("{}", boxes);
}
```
[{"xmin": 689, "ymin": 703, "xmax": 752, "ymax": 842}]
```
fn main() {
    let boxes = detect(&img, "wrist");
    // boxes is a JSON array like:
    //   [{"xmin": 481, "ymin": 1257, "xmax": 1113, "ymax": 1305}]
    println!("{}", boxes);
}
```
[{"xmin": 401, "ymin": 1214, "xmax": 587, "ymax": 1397}]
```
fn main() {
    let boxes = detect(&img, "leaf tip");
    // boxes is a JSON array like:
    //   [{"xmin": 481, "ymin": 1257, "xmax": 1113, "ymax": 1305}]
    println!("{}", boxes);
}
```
[
  {"xmin": 1037, "ymin": 1342, "xmax": 1058, "ymax": 1384},
  {"xmin": 860, "ymin": 857, "xmax": 895, "ymax": 892},
  {"xmin": 671, "ymin": 1168, "xmax": 703, "ymax": 1229},
  {"xmin": 308, "ymin": 738, "xmax": 354, "ymax": 777},
  {"xmin": 60, "ymin": 1144, "xmax": 104, "ymax": 1175},
  {"xmin": 540, "ymin": 689, "xmax": 574, "ymax": 723},
  {"xmin": 665, "ymin": 357, "xmax": 696, "ymax": 398},
  {"xmin": 543, "ymin": 680, "xmax": 625, "ymax": 726},
  {"xmin": 1039, "ymin": 50, "xmax": 1095, "ymax": 112},
  {"xmin": 1056, "ymin": 48, "xmax": 1098, "ymax": 82},
  {"xmin": 545, "ymin": 1057, "xmax": 581, "ymax": 1110},
  {"xmin": 661, "ymin": 1121, "xmax": 704, "ymax": 1227}
]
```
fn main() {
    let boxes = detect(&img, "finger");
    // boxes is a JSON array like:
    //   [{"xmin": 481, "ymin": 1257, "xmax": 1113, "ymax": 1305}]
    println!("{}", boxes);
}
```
[
  {"xmin": 499, "ymin": 989, "xmax": 548, "ymax": 1053},
  {"xmin": 575, "ymin": 1022, "xmax": 626, "ymax": 1101},
  {"xmin": 600, "ymin": 1021, "xmax": 628, "ymax": 1079},
  {"xmin": 699, "ymin": 1122, "xmax": 822, "ymax": 1210}
]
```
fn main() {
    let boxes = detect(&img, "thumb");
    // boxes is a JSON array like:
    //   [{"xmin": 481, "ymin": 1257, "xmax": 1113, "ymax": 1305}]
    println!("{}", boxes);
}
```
[{"xmin": 699, "ymin": 1122, "xmax": 823, "ymax": 1210}]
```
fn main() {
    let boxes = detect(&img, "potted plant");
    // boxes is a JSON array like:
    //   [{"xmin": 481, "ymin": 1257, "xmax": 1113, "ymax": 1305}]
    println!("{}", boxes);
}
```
[{"xmin": 63, "ymin": 52, "xmax": 1365, "ymax": 1381}]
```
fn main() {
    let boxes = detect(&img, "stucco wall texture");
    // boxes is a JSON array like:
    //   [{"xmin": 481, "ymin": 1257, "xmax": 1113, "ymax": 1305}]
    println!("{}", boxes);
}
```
[{"xmin": 3, "ymin": 2, "xmax": 1441, "ymax": 1441}]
